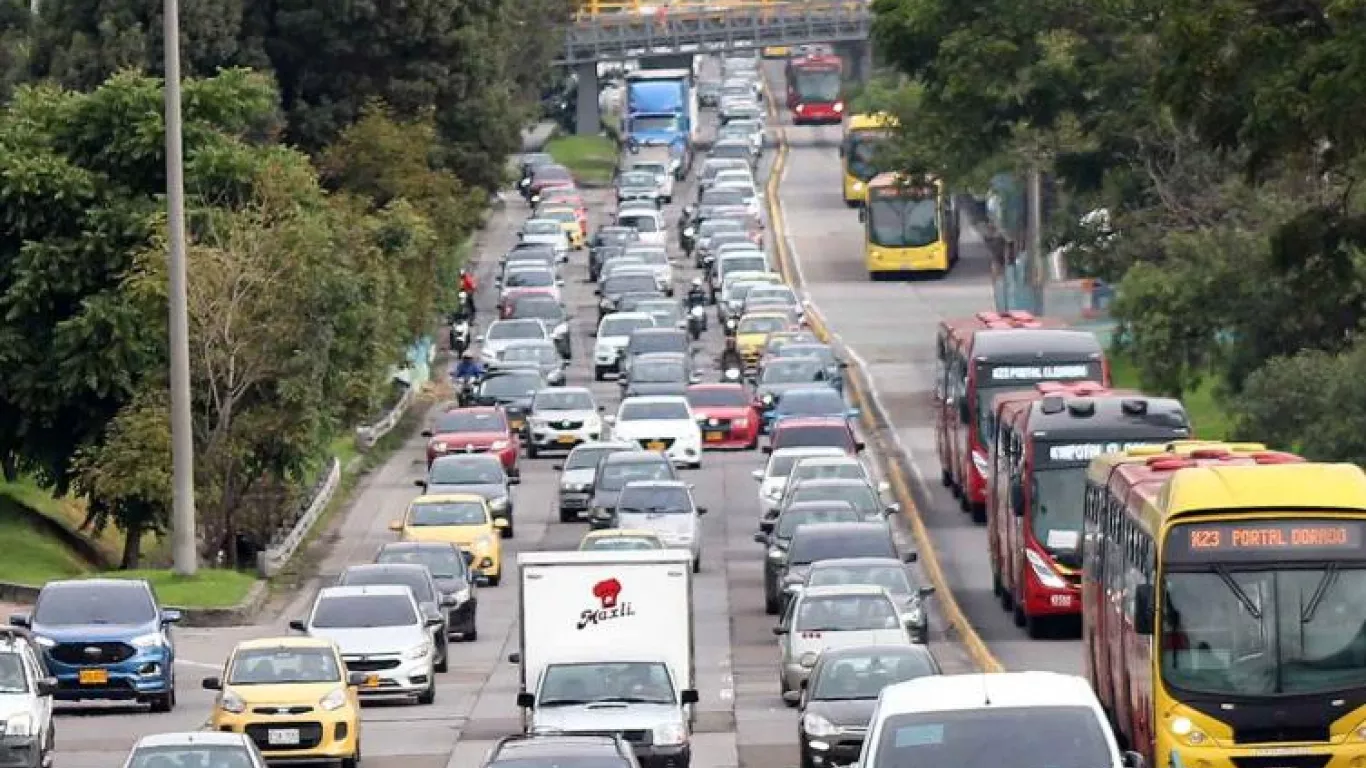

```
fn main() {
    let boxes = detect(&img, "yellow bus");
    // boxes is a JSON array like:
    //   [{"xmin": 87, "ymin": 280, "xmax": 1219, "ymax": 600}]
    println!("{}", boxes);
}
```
[
  {"xmin": 1082, "ymin": 447, "xmax": 1366, "ymax": 768},
  {"xmin": 839, "ymin": 112, "xmax": 896, "ymax": 206},
  {"xmin": 858, "ymin": 173, "xmax": 958, "ymax": 278}
]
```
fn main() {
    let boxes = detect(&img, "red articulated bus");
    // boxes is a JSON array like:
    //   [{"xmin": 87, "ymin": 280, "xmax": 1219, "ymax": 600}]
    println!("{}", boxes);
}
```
[
  {"xmin": 985, "ymin": 382, "xmax": 1191, "ymax": 638},
  {"xmin": 785, "ymin": 54, "xmax": 844, "ymax": 125},
  {"xmin": 933, "ymin": 310, "xmax": 1109, "ymax": 522}
]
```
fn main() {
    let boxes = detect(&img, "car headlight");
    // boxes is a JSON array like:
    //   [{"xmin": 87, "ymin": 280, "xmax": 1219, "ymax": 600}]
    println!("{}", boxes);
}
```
[
  {"xmin": 553, "ymin": 323, "xmax": 569, "ymax": 336},
  {"xmin": 130, "ymin": 632, "xmax": 164, "ymax": 648},
  {"xmin": 220, "ymin": 689, "xmax": 247, "ymax": 714},
  {"xmin": 654, "ymin": 722, "xmax": 687, "ymax": 746},
  {"xmin": 562, "ymin": 482, "xmax": 589, "ymax": 492},
  {"xmin": 32, "ymin": 635, "xmax": 55, "ymax": 648},
  {"xmin": 1025, "ymin": 548, "xmax": 1068, "ymax": 589},
  {"xmin": 452, "ymin": 587, "xmax": 472, "ymax": 603},
  {"xmin": 490, "ymin": 496, "xmax": 509, "ymax": 510},
  {"xmin": 905, "ymin": 607, "xmax": 924, "ymax": 625},
  {"xmin": 319, "ymin": 687, "xmax": 348, "ymax": 711},
  {"xmin": 405, "ymin": 642, "xmax": 433, "ymax": 660},
  {"xmin": 764, "ymin": 486, "xmax": 782, "ymax": 500},
  {"xmin": 799, "ymin": 652, "xmax": 819, "ymax": 668},
  {"xmin": 432, "ymin": 441, "xmax": 448, "ymax": 453},
  {"xmin": 490, "ymin": 440, "xmax": 510, "ymax": 451},
  {"xmin": 802, "ymin": 713, "xmax": 837, "ymax": 737},
  {"xmin": 767, "ymin": 548, "xmax": 786, "ymax": 560},
  {"xmin": 733, "ymin": 418, "xmax": 749, "ymax": 427},
  {"xmin": 1170, "ymin": 716, "xmax": 1209, "ymax": 746},
  {"xmin": 475, "ymin": 534, "xmax": 495, "ymax": 549},
  {"xmin": 4, "ymin": 713, "xmax": 33, "ymax": 738}
]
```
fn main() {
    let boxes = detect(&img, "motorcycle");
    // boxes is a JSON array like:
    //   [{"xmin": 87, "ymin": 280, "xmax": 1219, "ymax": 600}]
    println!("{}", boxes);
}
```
[
  {"xmin": 687, "ymin": 305, "xmax": 705, "ymax": 341},
  {"xmin": 454, "ymin": 375, "xmax": 482, "ymax": 406},
  {"xmin": 449, "ymin": 319, "xmax": 473, "ymax": 355},
  {"xmin": 457, "ymin": 290, "xmax": 475, "ymax": 318}
]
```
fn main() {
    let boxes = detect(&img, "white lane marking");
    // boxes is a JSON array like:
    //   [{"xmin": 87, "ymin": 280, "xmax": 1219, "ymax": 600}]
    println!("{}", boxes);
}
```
[{"xmin": 175, "ymin": 659, "xmax": 222, "ymax": 670}]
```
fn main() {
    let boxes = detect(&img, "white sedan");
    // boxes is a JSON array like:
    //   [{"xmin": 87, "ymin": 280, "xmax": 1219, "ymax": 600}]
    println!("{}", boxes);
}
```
[{"xmin": 606, "ymin": 395, "xmax": 703, "ymax": 468}]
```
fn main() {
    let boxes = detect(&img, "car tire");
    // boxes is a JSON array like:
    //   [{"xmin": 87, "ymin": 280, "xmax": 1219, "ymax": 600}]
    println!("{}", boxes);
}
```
[
  {"xmin": 435, "ymin": 640, "xmax": 449, "ymax": 673},
  {"xmin": 594, "ymin": 366, "xmax": 608, "ymax": 381},
  {"xmin": 465, "ymin": 628, "xmax": 478, "ymax": 642},
  {"xmin": 559, "ymin": 507, "xmax": 576, "ymax": 523},
  {"xmin": 488, "ymin": 572, "xmax": 502, "ymax": 587},
  {"xmin": 501, "ymin": 518, "xmax": 514, "ymax": 539},
  {"xmin": 149, "ymin": 686, "xmax": 175, "ymax": 713},
  {"xmin": 692, "ymin": 556, "xmax": 701, "ymax": 574},
  {"xmin": 341, "ymin": 742, "xmax": 361, "ymax": 768},
  {"xmin": 527, "ymin": 442, "xmax": 539, "ymax": 459},
  {"xmin": 417, "ymin": 680, "xmax": 436, "ymax": 705}
]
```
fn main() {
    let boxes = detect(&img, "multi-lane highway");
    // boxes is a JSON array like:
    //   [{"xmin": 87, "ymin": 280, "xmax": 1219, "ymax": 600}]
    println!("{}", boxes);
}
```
[
  {"xmin": 763, "ymin": 59, "xmax": 1083, "ymax": 673},
  {"xmin": 43, "ymin": 66, "xmax": 975, "ymax": 768}
]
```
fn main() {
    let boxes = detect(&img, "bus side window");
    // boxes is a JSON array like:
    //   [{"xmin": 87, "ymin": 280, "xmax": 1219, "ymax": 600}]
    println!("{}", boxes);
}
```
[
  {"xmin": 1104, "ymin": 496, "xmax": 1122, "ymax": 596},
  {"xmin": 1080, "ymin": 484, "xmax": 1097, "ymax": 565},
  {"xmin": 933, "ymin": 334, "xmax": 947, "ymax": 400},
  {"xmin": 1122, "ymin": 519, "xmax": 1140, "ymax": 619}
]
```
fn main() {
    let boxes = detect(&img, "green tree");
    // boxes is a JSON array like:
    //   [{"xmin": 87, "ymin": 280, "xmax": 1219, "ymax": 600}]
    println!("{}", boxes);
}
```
[{"xmin": 0, "ymin": 0, "xmax": 31, "ymax": 101}]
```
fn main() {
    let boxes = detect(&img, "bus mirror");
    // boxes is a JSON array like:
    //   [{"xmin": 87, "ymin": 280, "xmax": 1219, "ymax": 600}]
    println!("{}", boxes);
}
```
[
  {"xmin": 1010, "ymin": 480, "xmax": 1025, "ymax": 517},
  {"xmin": 957, "ymin": 397, "xmax": 971, "ymax": 424},
  {"xmin": 1133, "ymin": 585, "xmax": 1154, "ymax": 635},
  {"xmin": 857, "ymin": 208, "xmax": 866, "ymax": 223}
]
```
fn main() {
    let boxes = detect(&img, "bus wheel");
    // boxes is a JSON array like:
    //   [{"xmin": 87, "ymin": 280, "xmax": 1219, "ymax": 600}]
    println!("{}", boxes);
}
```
[
  {"xmin": 1012, "ymin": 591, "xmax": 1027, "ymax": 628},
  {"xmin": 940, "ymin": 468, "xmax": 952, "ymax": 487},
  {"xmin": 970, "ymin": 502, "xmax": 986, "ymax": 525},
  {"xmin": 999, "ymin": 580, "xmax": 1013, "ymax": 611}
]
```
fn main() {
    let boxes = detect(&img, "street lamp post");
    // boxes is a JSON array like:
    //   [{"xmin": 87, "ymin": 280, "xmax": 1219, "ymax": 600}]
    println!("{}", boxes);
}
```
[{"xmin": 163, "ymin": 0, "xmax": 198, "ymax": 576}]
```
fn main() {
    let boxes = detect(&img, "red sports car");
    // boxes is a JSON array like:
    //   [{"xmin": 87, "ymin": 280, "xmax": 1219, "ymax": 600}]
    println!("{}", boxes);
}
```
[
  {"xmin": 685, "ymin": 383, "xmax": 759, "ymax": 450},
  {"xmin": 765, "ymin": 416, "xmax": 862, "ymax": 456},
  {"xmin": 422, "ymin": 406, "xmax": 521, "ymax": 476}
]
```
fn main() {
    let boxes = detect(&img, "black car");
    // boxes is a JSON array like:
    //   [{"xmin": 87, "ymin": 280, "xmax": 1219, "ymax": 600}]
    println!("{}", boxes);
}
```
[
  {"xmin": 588, "ymin": 451, "xmax": 679, "ymax": 529},
  {"xmin": 797, "ymin": 645, "xmax": 940, "ymax": 768},
  {"xmin": 691, "ymin": 218, "xmax": 746, "ymax": 262},
  {"xmin": 620, "ymin": 352, "xmax": 696, "ymax": 398},
  {"xmin": 755, "ymin": 500, "xmax": 860, "ymax": 614},
  {"xmin": 482, "ymin": 734, "xmax": 640, "ymax": 768},
  {"xmin": 620, "ymin": 327, "xmax": 691, "ymax": 377},
  {"xmin": 470, "ymin": 369, "xmax": 543, "ymax": 430},
  {"xmin": 591, "ymin": 244, "xmax": 626, "ymax": 282},
  {"xmin": 554, "ymin": 441, "xmax": 636, "ymax": 522},
  {"xmin": 598, "ymin": 272, "xmax": 660, "ymax": 318},
  {"xmin": 780, "ymin": 522, "xmax": 914, "ymax": 612},
  {"xmin": 374, "ymin": 541, "xmax": 480, "ymax": 641},
  {"xmin": 336, "ymin": 563, "xmax": 453, "ymax": 672}
]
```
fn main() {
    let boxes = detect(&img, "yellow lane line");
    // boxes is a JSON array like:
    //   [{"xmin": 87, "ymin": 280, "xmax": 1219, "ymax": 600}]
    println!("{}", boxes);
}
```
[{"xmin": 759, "ymin": 67, "xmax": 1004, "ymax": 673}]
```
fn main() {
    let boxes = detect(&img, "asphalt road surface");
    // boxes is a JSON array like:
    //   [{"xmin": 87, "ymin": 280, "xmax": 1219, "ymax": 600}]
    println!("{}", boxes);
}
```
[
  {"xmin": 764, "ymin": 60, "xmax": 1085, "ymax": 674},
  {"xmin": 45, "ymin": 74, "xmax": 962, "ymax": 768}
]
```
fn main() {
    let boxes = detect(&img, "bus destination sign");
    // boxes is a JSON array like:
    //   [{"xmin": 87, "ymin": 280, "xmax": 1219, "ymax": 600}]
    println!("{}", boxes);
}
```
[
  {"xmin": 1040, "ymin": 441, "xmax": 1167, "ymax": 464},
  {"xmin": 989, "ymin": 364, "xmax": 1094, "ymax": 381},
  {"xmin": 1166, "ymin": 520, "xmax": 1366, "ymax": 563},
  {"xmin": 872, "ymin": 184, "xmax": 935, "ymax": 200}
]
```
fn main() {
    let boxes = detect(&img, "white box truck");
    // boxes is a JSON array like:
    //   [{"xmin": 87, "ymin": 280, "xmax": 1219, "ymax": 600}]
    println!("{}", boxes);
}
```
[{"xmin": 510, "ymin": 550, "xmax": 697, "ymax": 768}]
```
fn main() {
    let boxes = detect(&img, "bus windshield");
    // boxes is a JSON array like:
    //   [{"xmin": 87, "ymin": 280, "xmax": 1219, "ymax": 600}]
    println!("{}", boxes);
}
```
[
  {"xmin": 867, "ymin": 195, "xmax": 939, "ymax": 248},
  {"xmin": 1030, "ymin": 468, "xmax": 1087, "ymax": 564},
  {"xmin": 793, "ymin": 69, "xmax": 841, "ymax": 102},
  {"xmin": 844, "ymin": 133, "xmax": 886, "ymax": 181},
  {"xmin": 1161, "ymin": 564, "xmax": 1366, "ymax": 696}
]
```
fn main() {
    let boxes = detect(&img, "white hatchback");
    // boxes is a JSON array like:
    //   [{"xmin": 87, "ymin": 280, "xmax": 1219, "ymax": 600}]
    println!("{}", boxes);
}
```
[
  {"xmin": 617, "ymin": 207, "xmax": 667, "ymax": 247},
  {"xmin": 593, "ymin": 312, "xmax": 657, "ymax": 380}
]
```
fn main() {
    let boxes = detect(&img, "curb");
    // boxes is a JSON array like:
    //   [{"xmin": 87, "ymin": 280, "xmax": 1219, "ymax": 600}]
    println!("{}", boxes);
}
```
[
  {"xmin": 0, "ymin": 578, "xmax": 269, "ymax": 628},
  {"xmin": 759, "ymin": 69, "xmax": 1003, "ymax": 674}
]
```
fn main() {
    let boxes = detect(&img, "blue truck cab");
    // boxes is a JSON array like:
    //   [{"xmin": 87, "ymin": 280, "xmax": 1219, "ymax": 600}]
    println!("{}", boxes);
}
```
[
  {"xmin": 9, "ymin": 578, "xmax": 180, "ymax": 712},
  {"xmin": 624, "ymin": 68, "xmax": 698, "ymax": 179}
]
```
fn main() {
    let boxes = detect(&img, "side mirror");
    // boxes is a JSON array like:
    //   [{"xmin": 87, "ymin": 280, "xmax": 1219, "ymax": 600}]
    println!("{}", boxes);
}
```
[
  {"xmin": 846, "ymin": 408, "xmax": 861, "ymax": 418},
  {"xmin": 689, "ymin": 374, "xmax": 702, "ymax": 384},
  {"xmin": 347, "ymin": 671, "xmax": 368, "ymax": 687},
  {"xmin": 1123, "ymin": 752, "xmax": 1146, "ymax": 768},
  {"xmin": 697, "ymin": 506, "xmax": 708, "ymax": 515},
  {"xmin": 8, "ymin": 614, "xmax": 30, "ymax": 628},
  {"xmin": 475, "ymin": 335, "xmax": 485, "ymax": 343},
  {"xmin": 161, "ymin": 609, "xmax": 182, "ymax": 624},
  {"xmin": 289, "ymin": 619, "xmax": 306, "ymax": 632},
  {"xmin": 36, "ymin": 677, "xmax": 57, "ymax": 696},
  {"xmin": 772, "ymin": 626, "xmax": 787, "ymax": 635},
  {"xmin": 903, "ymin": 551, "xmax": 918, "ymax": 563},
  {"xmin": 425, "ymin": 616, "xmax": 444, "ymax": 628},
  {"xmin": 855, "ymin": 441, "xmax": 866, "ymax": 452},
  {"xmin": 202, "ymin": 677, "xmax": 222, "ymax": 691},
  {"xmin": 957, "ymin": 398, "xmax": 970, "ymax": 424},
  {"xmin": 421, "ymin": 429, "xmax": 433, "ymax": 438},
  {"xmin": 476, "ymin": 575, "xmax": 491, "ymax": 586},
  {"xmin": 754, "ymin": 532, "xmax": 767, "ymax": 543},
  {"xmin": 885, "ymin": 502, "xmax": 901, "ymax": 516},
  {"xmin": 389, "ymin": 520, "xmax": 404, "ymax": 531},
  {"xmin": 594, "ymin": 288, "xmax": 602, "ymax": 295},
  {"xmin": 762, "ymin": 445, "xmax": 772, "ymax": 454},
  {"xmin": 440, "ymin": 594, "xmax": 459, "ymax": 606},
  {"xmin": 751, "ymin": 469, "xmax": 764, "ymax": 481},
  {"xmin": 1133, "ymin": 585, "xmax": 1154, "ymax": 635},
  {"xmin": 462, "ymin": 550, "xmax": 476, "ymax": 564},
  {"xmin": 857, "ymin": 208, "xmax": 866, "ymax": 223},
  {"xmin": 517, "ymin": 691, "xmax": 536, "ymax": 708},
  {"xmin": 551, "ymin": 463, "xmax": 564, "ymax": 471},
  {"xmin": 680, "ymin": 688, "xmax": 700, "ymax": 704},
  {"xmin": 413, "ymin": 479, "xmax": 428, "ymax": 489},
  {"xmin": 508, "ymin": 652, "xmax": 521, "ymax": 663},
  {"xmin": 604, "ymin": 415, "xmax": 617, "ymax": 425},
  {"xmin": 918, "ymin": 585, "xmax": 936, "ymax": 598},
  {"xmin": 509, "ymin": 474, "xmax": 522, "ymax": 485},
  {"xmin": 493, "ymin": 518, "xmax": 510, "ymax": 529}
]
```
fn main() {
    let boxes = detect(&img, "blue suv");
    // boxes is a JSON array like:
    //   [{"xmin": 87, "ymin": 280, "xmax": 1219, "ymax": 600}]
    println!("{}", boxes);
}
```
[{"xmin": 8, "ymin": 578, "xmax": 180, "ymax": 711}]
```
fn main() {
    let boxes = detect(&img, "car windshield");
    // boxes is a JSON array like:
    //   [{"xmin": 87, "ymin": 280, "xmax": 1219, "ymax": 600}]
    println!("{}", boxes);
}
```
[
  {"xmin": 738, "ymin": 316, "xmax": 788, "ymax": 335},
  {"xmin": 605, "ymin": 274, "xmax": 658, "ymax": 295},
  {"xmin": 812, "ymin": 652, "xmax": 937, "ymax": 700},
  {"xmin": 628, "ymin": 249, "xmax": 668, "ymax": 265},
  {"xmin": 618, "ymin": 214, "xmax": 660, "ymax": 233},
  {"xmin": 688, "ymin": 387, "xmax": 748, "ymax": 407},
  {"xmin": 775, "ymin": 424, "xmax": 853, "ymax": 450},
  {"xmin": 340, "ymin": 570, "xmax": 434, "ymax": 603},
  {"xmin": 535, "ymin": 390, "xmax": 595, "ymax": 411},
  {"xmin": 127, "ymin": 746, "xmax": 258, "ymax": 768},
  {"xmin": 408, "ymin": 500, "xmax": 488, "ymax": 527},
  {"xmin": 872, "ymin": 707, "xmax": 1111, "ymax": 768},
  {"xmin": 0, "ymin": 653, "xmax": 27, "ymax": 693},
  {"xmin": 228, "ymin": 647, "xmax": 341, "ymax": 685},
  {"xmin": 541, "ymin": 209, "xmax": 575, "ymax": 223},
  {"xmin": 311, "ymin": 594, "xmax": 417, "ymax": 629},
  {"xmin": 631, "ymin": 115, "xmax": 680, "ymax": 132},
  {"xmin": 618, "ymin": 485, "xmax": 690, "ymax": 513},
  {"xmin": 868, "ymin": 194, "xmax": 940, "ymax": 249},
  {"xmin": 794, "ymin": 462, "xmax": 866, "ymax": 483},
  {"xmin": 501, "ymin": 345, "xmax": 557, "ymax": 364},
  {"xmin": 795, "ymin": 594, "xmax": 899, "ymax": 631},
  {"xmin": 619, "ymin": 172, "xmax": 656, "ymax": 187},
  {"xmin": 723, "ymin": 257, "xmax": 767, "ymax": 276},
  {"xmin": 809, "ymin": 564, "xmax": 911, "ymax": 595},
  {"xmin": 633, "ymin": 361, "xmax": 686, "ymax": 383},
  {"xmin": 620, "ymin": 401, "xmax": 689, "ymax": 421},
  {"xmin": 629, "ymin": 333, "xmax": 686, "ymax": 355},
  {"xmin": 539, "ymin": 661, "xmax": 675, "ymax": 705},
  {"xmin": 429, "ymin": 457, "xmax": 505, "ymax": 484},
  {"xmin": 632, "ymin": 163, "xmax": 668, "ymax": 177},
  {"xmin": 488, "ymin": 321, "xmax": 545, "ymax": 341},
  {"xmin": 566, "ymin": 446, "xmax": 621, "ymax": 470},
  {"xmin": 524, "ymin": 221, "xmax": 560, "ymax": 235},
  {"xmin": 600, "ymin": 316, "xmax": 655, "ymax": 338},
  {"xmin": 790, "ymin": 532, "xmax": 895, "ymax": 564},
  {"xmin": 779, "ymin": 344, "xmax": 835, "ymax": 364},
  {"xmin": 375, "ymin": 547, "xmax": 465, "ymax": 580},
  {"xmin": 599, "ymin": 461, "xmax": 673, "ymax": 490},
  {"xmin": 791, "ymin": 484, "xmax": 878, "ymax": 513},
  {"xmin": 34, "ymin": 584, "xmax": 156, "ymax": 625},
  {"xmin": 585, "ymin": 536, "xmax": 661, "ymax": 551},
  {"xmin": 776, "ymin": 390, "xmax": 845, "ymax": 416},
  {"xmin": 761, "ymin": 359, "xmax": 823, "ymax": 383},
  {"xmin": 480, "ymin": 373, "xmax": 540, "ymax": 398},
  {"xmin": 505, "ymin": 270, "xmax": 554, "ymax": 287},
  {"xmin": 434, "ymin": 411, "xmax": 505, "ymax": 434},
  {"xmin": 512, "ymin": 299, "xmax": 564, "ymax": 321},
  {"xmin": 777, "ymin": 506, "xmax": 860, "ymax": 538}
]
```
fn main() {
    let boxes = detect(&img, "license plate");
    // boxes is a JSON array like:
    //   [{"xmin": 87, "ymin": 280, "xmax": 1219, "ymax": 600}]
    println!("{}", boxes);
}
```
[
  {"xmin": 704, "ymin": 431, "xmax": 724, "ymax": 442},
  {"xmin": 556, "ymin": 435, "xmax": 577, "ymax": 444},
  {"xmin": 1050, "ymin": 594, "xmax": 1074, "ymax": 607},
  {"xmin": 509, "ymin": 419, "xmax": 525, "ymax": 430},
  {"xmin": 647, "ymin": 441, "xmax": 666, "ymax": 451},
  {"xmin": 267, "ymin": 728, "xmax": 301, "ymax": 746},
  {"xmin": 363, "ymin": 674, "xmax": 380, "ymax": 688},
  {"xmin": 78, "ymin": 668, "xmax": 107, "ymax": 685}
]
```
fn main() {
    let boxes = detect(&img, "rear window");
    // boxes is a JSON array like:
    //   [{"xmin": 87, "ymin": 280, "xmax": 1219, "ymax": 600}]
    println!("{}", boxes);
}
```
[
  {"xmin": 789, "ymin": 530, "xmax": 895, "ymax": 564},
  {"xmin": 340, "ymin": 569, "xmax": 434, "ymax": 603},
  {"xmin": 687, "ymin": 387, "xmax": 748, "ymax": 408},
  {"xmin": 629, "ymin": 332, "xmax": 687, "ymax": 355},
  {"xmin": 774, "ymin": 424, "xmax": 855, "ymax": 451},
  {"xmin": 872, "ymin": 707, "xmax": 1111, "ymax": 768},
  {"xmin": 618, "ymin": 214, "xmax": 660, "ymax": 233},
  {"xmin": 311, "ymin": 594, "xmax": 417, "ymax": 628},
  {"xmin": 777, "ymin": 506, "xmax": 860, "ymax": 538}
]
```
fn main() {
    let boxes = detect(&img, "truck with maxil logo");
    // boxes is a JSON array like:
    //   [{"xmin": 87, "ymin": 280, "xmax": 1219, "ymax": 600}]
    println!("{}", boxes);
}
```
[{"xmin": 508, "ymin": 550, "xmax": 697, "ymax": 768}]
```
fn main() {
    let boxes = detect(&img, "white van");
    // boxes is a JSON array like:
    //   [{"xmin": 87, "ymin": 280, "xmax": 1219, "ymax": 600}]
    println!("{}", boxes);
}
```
[
  {"xmin": 617, "ymin": 206, "xmax": 667, "ymax": 247},
  {"xmin": 858, "ymin": 672, "xmax": 1141, "ymax": 768}
]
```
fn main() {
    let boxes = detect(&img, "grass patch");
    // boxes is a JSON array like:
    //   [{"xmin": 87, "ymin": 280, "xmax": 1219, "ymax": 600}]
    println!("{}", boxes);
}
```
[
  {"xmin": 546, "ymin": 134, "xmax": 617, "ymax": 185},
  {"xmin": 112, "ymin": 569, "xmax": 258, "ymax": 609},
  {"xmin": 1110, "ymin": 354, "xmax": 1233, "ymax": 440},
  {"xmin": 0, "ymin": 499, "xmax": 92, "ymax": 586}
]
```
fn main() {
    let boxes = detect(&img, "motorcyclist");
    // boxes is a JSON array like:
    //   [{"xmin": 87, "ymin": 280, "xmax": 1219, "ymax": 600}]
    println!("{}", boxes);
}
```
[
  {"xmin": 685, "ymin": 277, "xmax": 707, "ymax": 308},
  {"xmin": 718, "ymin": 335, "xmax": 743, "ymax": 373},
  {"xmin": 452, "ymin": 352, "xmax": 485, "ymax": 381},
  {"xmin": 459, "ymin": 270, "xmax": 477, "ymax": 313}
]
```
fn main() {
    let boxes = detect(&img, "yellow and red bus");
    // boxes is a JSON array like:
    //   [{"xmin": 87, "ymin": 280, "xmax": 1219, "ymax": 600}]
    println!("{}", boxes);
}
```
[
  {"xmin": 839, "ymin": 112, "xmax": 895, "ymax": 206},
  {"xmin": 859, "ymin": 173, "xmax": 959, "ymax": 277},
  {"xmin": 1083, "ymin": 445, "xmax": 1366, "ymax": 768}
]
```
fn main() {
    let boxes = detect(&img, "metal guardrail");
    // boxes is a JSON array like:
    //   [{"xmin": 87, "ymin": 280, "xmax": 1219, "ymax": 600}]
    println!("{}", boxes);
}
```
[
  {"xmin": 560, "ymin": 1, "xmax": 871, "ymax": 64},
  {"xmin": 355, "ymin": 384, "xmax": 416, "ymax": 449},
  {"xmin": 256, "ymin": 458, "xmax": 341, "ymax": 578}
]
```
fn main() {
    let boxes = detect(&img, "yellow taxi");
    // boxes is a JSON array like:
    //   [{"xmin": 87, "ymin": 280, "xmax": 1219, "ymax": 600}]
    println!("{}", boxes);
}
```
[
  {"xmin": 203, "ymin": 637, "xmax": 362, "ymax": 768},
  {"xmin": 390, "ymin": 493, "xmax": 506, "ymax": 586},
  {"xmin": 763, "ymin": 46, "xmax": 791, "ymax": 58},
  {"xmin": 735, "ymin": 311, "xmax": 799, "ymax": 368},
  {"xmin": 536, "ymin": 204, "xmax": 586, "ymax": 250},
  {"xmin": 579, "ymin": 529, "xmax": 666, "ymax": 551}
]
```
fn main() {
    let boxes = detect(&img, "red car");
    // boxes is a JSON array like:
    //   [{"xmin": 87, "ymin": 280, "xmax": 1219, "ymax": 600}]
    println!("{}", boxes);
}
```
[
  {"xmin": 685, "ymin": 383, "xmax": 760, "ymax": 450},
  {"xmin": 422, "ymin": 406, "xmax": 521, "ymax": 476},
  {"xmin": 528, "ymin": 166, "xmax": 575, "ymax": 202},
  {"xmin": 764, "ymin": 416, "xmax": 863, "ymax": 455}
]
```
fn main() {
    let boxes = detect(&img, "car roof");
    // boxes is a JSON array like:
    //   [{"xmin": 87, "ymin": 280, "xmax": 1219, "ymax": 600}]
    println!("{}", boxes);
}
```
[
  {"xmin": 800, "ymin": 584, "xmax": 892, "ymax": 598},
  {"xmin": 621, "ymin": 394, "xmax": 688, "ymax": 404},
  {"xmin": 341, "ymin": 563, "xmax": 431, "ymax": 580},
  {"xmin": 809, "ymin": 557, "xmax": 904, "ymax": 569},
  {"xmin": 493, "ymin": 734, "xmax": 628, "ymax": 758},
  {"xmin": 879, "ymin": 671, "xmax": 1099, "ymax": 713},
  {"xmin": 583, "ymin": 528, "xmax": 663, "ymax": 539},
  {"xmin": 234, "ymin": 636, "xmax": 337, "ymax": 651},
  {"xmin": 790, "ymin": 522, "xmax": 891, "ymax": 539},
  {"xmin": 429, "ymin": 453, "xmax": 503, "ymax": 466},
  {"xmin": 796, "ymin": 455, "xmax": 863, "ymax": 466},
  {"xmin": 774, "ymin": 416, "xmax": 850, "ymax": 428},
  {"xmin": 537, "ymin": 386, "xmax": 592, "ymax": 396},
  {"xmin": 621, "ymin": 479, "xmax": 689, "ymax": 489},
  {"xmin": 43, "ymin": 577, "xmax": 150, "ymax": 592},
  {"xmin": 135, "ymin": 732, "xmax": 256, "ymax": 748},
  {"xmin": 603, "ymin": 450, "xmax": 671, "ymax": 463},
  {"xmin": 773, "ymin": 446, "xmax": 848, "ymax": 458},
  {"xmin": 630, "ymin": 327, "xmax": 686, "ymax": 337},
  {"xmin": 688, "ymin": 382, "xmax": 746, "ymax": 391},
  {"xmin": 600, "ymin": 311, "xmax": 654, "ymax": 324},
  {"xmin": 377, "ymin": 541, "xmax": 460, "ymax": 553},
  {"xmin": 783, "ymin": 499, "xmax": 857, "ymax": 511},
  {"xmin": 317, "ymin": 584, "xmax": 413, "ymax": 599},
  {"xmin": 569, "ymin": 440, "xmax": 635, "ymax": 453}
]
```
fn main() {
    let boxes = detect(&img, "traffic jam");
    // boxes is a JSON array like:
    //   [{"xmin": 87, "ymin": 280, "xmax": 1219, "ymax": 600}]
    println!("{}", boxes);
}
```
[{"xmin": 5, "ymin": 45, "xmax": 1366, "ymax": 768}]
